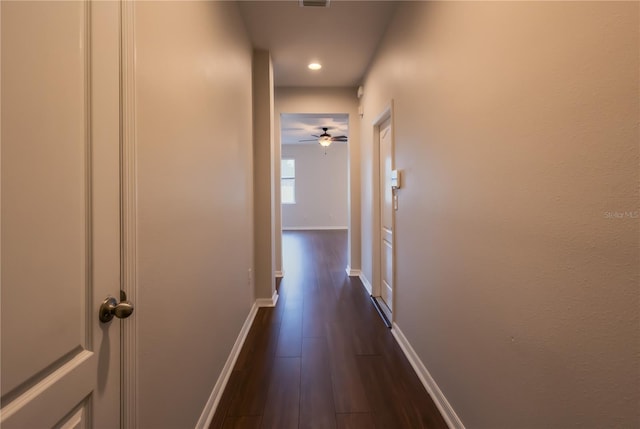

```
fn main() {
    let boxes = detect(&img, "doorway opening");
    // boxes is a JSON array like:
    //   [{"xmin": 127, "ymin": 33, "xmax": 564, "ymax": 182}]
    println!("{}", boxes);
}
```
[{"xmin": 279, "ymin": 113, "xmax": 350, "ymax": 274}]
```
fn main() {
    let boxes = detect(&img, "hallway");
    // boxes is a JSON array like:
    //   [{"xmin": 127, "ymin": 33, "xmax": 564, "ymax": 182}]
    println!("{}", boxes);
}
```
[{"xmin": 211, "ymin": 230, "xmax": 447, "ymax": 429}]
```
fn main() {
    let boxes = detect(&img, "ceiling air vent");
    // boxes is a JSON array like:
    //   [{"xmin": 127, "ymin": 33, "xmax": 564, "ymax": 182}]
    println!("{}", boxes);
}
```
[{"xmin": 299, "ymin": 0, "xmax": 330, "ymax": 7}]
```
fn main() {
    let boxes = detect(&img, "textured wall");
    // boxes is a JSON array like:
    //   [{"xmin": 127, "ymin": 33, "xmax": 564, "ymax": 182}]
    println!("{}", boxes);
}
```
[
  {"xmin": 135, "ymin": 2, "xmax": 254, "ymax": 427},
  {"xmin": 361, "ymin": 2, "xmax": 639, "ymax": 427},
  {"xmin": 281, "ymin": 143, "xmax": 349, "ymax": 229}
]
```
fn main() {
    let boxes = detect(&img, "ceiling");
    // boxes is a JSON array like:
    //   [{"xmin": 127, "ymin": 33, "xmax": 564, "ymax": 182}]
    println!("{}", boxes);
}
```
[
  {"xmin": 281, "ymin": 113, "xmax": 348, "ymax": 145},
  {"xmin": 238, "ymin": 0, "xmax": 398, "ymax": 87}
]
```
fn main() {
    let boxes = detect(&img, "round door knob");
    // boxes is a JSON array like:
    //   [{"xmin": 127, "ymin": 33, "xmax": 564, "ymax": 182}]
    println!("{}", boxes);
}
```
[{"xmin": 99, "ymin": 293, "xmax": 134, "ymax": 323}]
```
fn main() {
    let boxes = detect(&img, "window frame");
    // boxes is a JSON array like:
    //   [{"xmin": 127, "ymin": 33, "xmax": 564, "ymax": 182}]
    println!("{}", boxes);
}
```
[{"xmin": 281, "ymin": 158, "xmax": 296, "ymax": 205}]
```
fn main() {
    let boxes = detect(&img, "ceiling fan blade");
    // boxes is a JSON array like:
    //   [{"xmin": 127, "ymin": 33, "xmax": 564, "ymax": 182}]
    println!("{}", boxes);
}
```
[
  {"xmin": 311, "ymin": 135, "xmax": 320, "ymax": 138},
  {"xmin": 332, "ymin": 135, "xmax": 347, "ymax": 139},
  {"xmin": 298, "ymin": 139, "xmax": 318, "ymax": 142},
  {"xmin": 331, "ymin": 137, "xmax": 348, "ymax": 141}
]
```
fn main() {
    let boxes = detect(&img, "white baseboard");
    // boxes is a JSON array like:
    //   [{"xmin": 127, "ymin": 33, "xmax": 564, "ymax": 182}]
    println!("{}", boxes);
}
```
[
  {"xmin": 345, "ymin": 266, "xmax": 361, "ymax": 277},
  {"xmin": 255, "ymin": 290, "xmax": 279, "ymax": 307},
  {"xmin": 196, "ymin": 302, "xmax": 259, "ymax": 429},
  {"xmin": 358, "ymin": 272, "xmax": 372, "ymax": 294},
  {"xmin": 275, "ymin": 270, "xmax": 284, "ymax": 278},
  {"xmin": 391, "ymin": 323, "xmax": 465, "ymax": 429},
  {"xmin": 282, "ymin": 226, "xmax": 348, "ymax": 231}
]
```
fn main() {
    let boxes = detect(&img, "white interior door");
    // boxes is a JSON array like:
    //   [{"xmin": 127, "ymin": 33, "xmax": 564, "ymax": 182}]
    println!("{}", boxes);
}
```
[
  {"xmin": 379, "ymin": 118, "xmax": 394, "ymax": 314},
  {"xmin": 1, "ymin": 2, "xmax": 123, "ymax": 427}
]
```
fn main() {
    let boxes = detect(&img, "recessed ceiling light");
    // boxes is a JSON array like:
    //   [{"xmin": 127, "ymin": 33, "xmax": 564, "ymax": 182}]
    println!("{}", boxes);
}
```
[{"xmin": 308, "ymin": 63, "xmax": 322, "ymax": 71}]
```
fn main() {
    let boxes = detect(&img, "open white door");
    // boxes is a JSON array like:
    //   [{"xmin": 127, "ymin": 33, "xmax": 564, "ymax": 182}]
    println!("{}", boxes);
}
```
[
  {"xmin": 1, "ymin": 1, "xmax": 124, "ymax": 427},
  {"xmin": 379, "ymin": 117, "xmax": 394, "ymax": 315}
]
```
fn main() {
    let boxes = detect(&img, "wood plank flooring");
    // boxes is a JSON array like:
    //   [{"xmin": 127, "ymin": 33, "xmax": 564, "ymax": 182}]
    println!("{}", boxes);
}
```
[{"xmin": 211, "ymin": 230, "xmax": 447, "ymax": 429}]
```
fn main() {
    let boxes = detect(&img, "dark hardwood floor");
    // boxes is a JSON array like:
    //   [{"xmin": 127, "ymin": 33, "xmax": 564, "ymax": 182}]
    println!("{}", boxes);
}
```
[{"xmin": 211, "ymin": 230, "xmax": 447, "ymax": 429}]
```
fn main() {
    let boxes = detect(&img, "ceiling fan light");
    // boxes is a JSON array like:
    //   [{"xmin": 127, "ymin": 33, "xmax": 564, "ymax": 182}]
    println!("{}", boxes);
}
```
[
  {"xmin": 308, "ymin": 62, "xmax": 322, "ymax": 70},
  {"xmin": 319, "ymin": 136, "xmax": 332, "ymax": 147}
]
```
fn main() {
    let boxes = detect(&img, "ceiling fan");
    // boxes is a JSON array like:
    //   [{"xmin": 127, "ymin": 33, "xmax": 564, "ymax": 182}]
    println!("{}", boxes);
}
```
[{"xmin": 299, "ymin": 127, "xmax": 348, "ymax": 147}]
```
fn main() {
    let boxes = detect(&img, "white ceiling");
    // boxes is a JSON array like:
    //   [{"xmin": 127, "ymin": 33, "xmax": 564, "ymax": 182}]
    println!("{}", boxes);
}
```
[
  {"xmin": 238, "ymin": 0, "xmax": 398, "ymax": 87},
  {"xmin": 281, "ymin": 113, "xmax": 348, "ymax": 144}
]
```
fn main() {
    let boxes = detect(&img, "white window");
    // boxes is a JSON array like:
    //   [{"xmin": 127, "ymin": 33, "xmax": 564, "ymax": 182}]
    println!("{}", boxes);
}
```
[{"xmin": 281, "ymin": 159, "xmax": 296, "ymax": 204}]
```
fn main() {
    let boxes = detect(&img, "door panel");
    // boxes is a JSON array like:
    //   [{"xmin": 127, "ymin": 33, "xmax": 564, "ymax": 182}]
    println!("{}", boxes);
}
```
[
  {"xmin": 59, "ymin": 402, "xmax": 90, "ymax": 429},
  {"xmin": 382, "ymin": 234, "xmax": 393, "ymax": 309},
  {"xmin": 1, "ymin": 2, "xmax": 121, "ymax": 427},
  {"xmin": 379, "ymin": 119, "xmax": 393, "ymax": 313},
  {"xmin": 1, "ymin": 1, "xmax": 89, "ymax": 395}
]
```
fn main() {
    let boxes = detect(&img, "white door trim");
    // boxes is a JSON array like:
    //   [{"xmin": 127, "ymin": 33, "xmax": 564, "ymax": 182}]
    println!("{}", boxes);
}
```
[
  {"xmin": 120, "ymin": 1, "xmax": 138, "ymax": 427},
  {"xmin": 371, "ymin": 100, "xmax": 395, "ymax": 320}
]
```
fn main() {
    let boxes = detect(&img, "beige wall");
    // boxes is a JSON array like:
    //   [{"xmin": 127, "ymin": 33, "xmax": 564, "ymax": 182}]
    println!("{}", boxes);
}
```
[
  {"xmin": 281, "ymin": 143, "xmax": 349, "ymax": 229},
  {"xmin": 135, "ymin": 2, "xmax": 254, "ymax": 427},
  {"xmin": 253, "ymin": 50, "xmax": 277, "ymax": 299},
  {"xmin": 361, "ymin": 2, "xmax": 639, "ymax": 427},
  {"xmin": 275, "ymin": 87, "xmax": 361, "ymax": 273}
]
